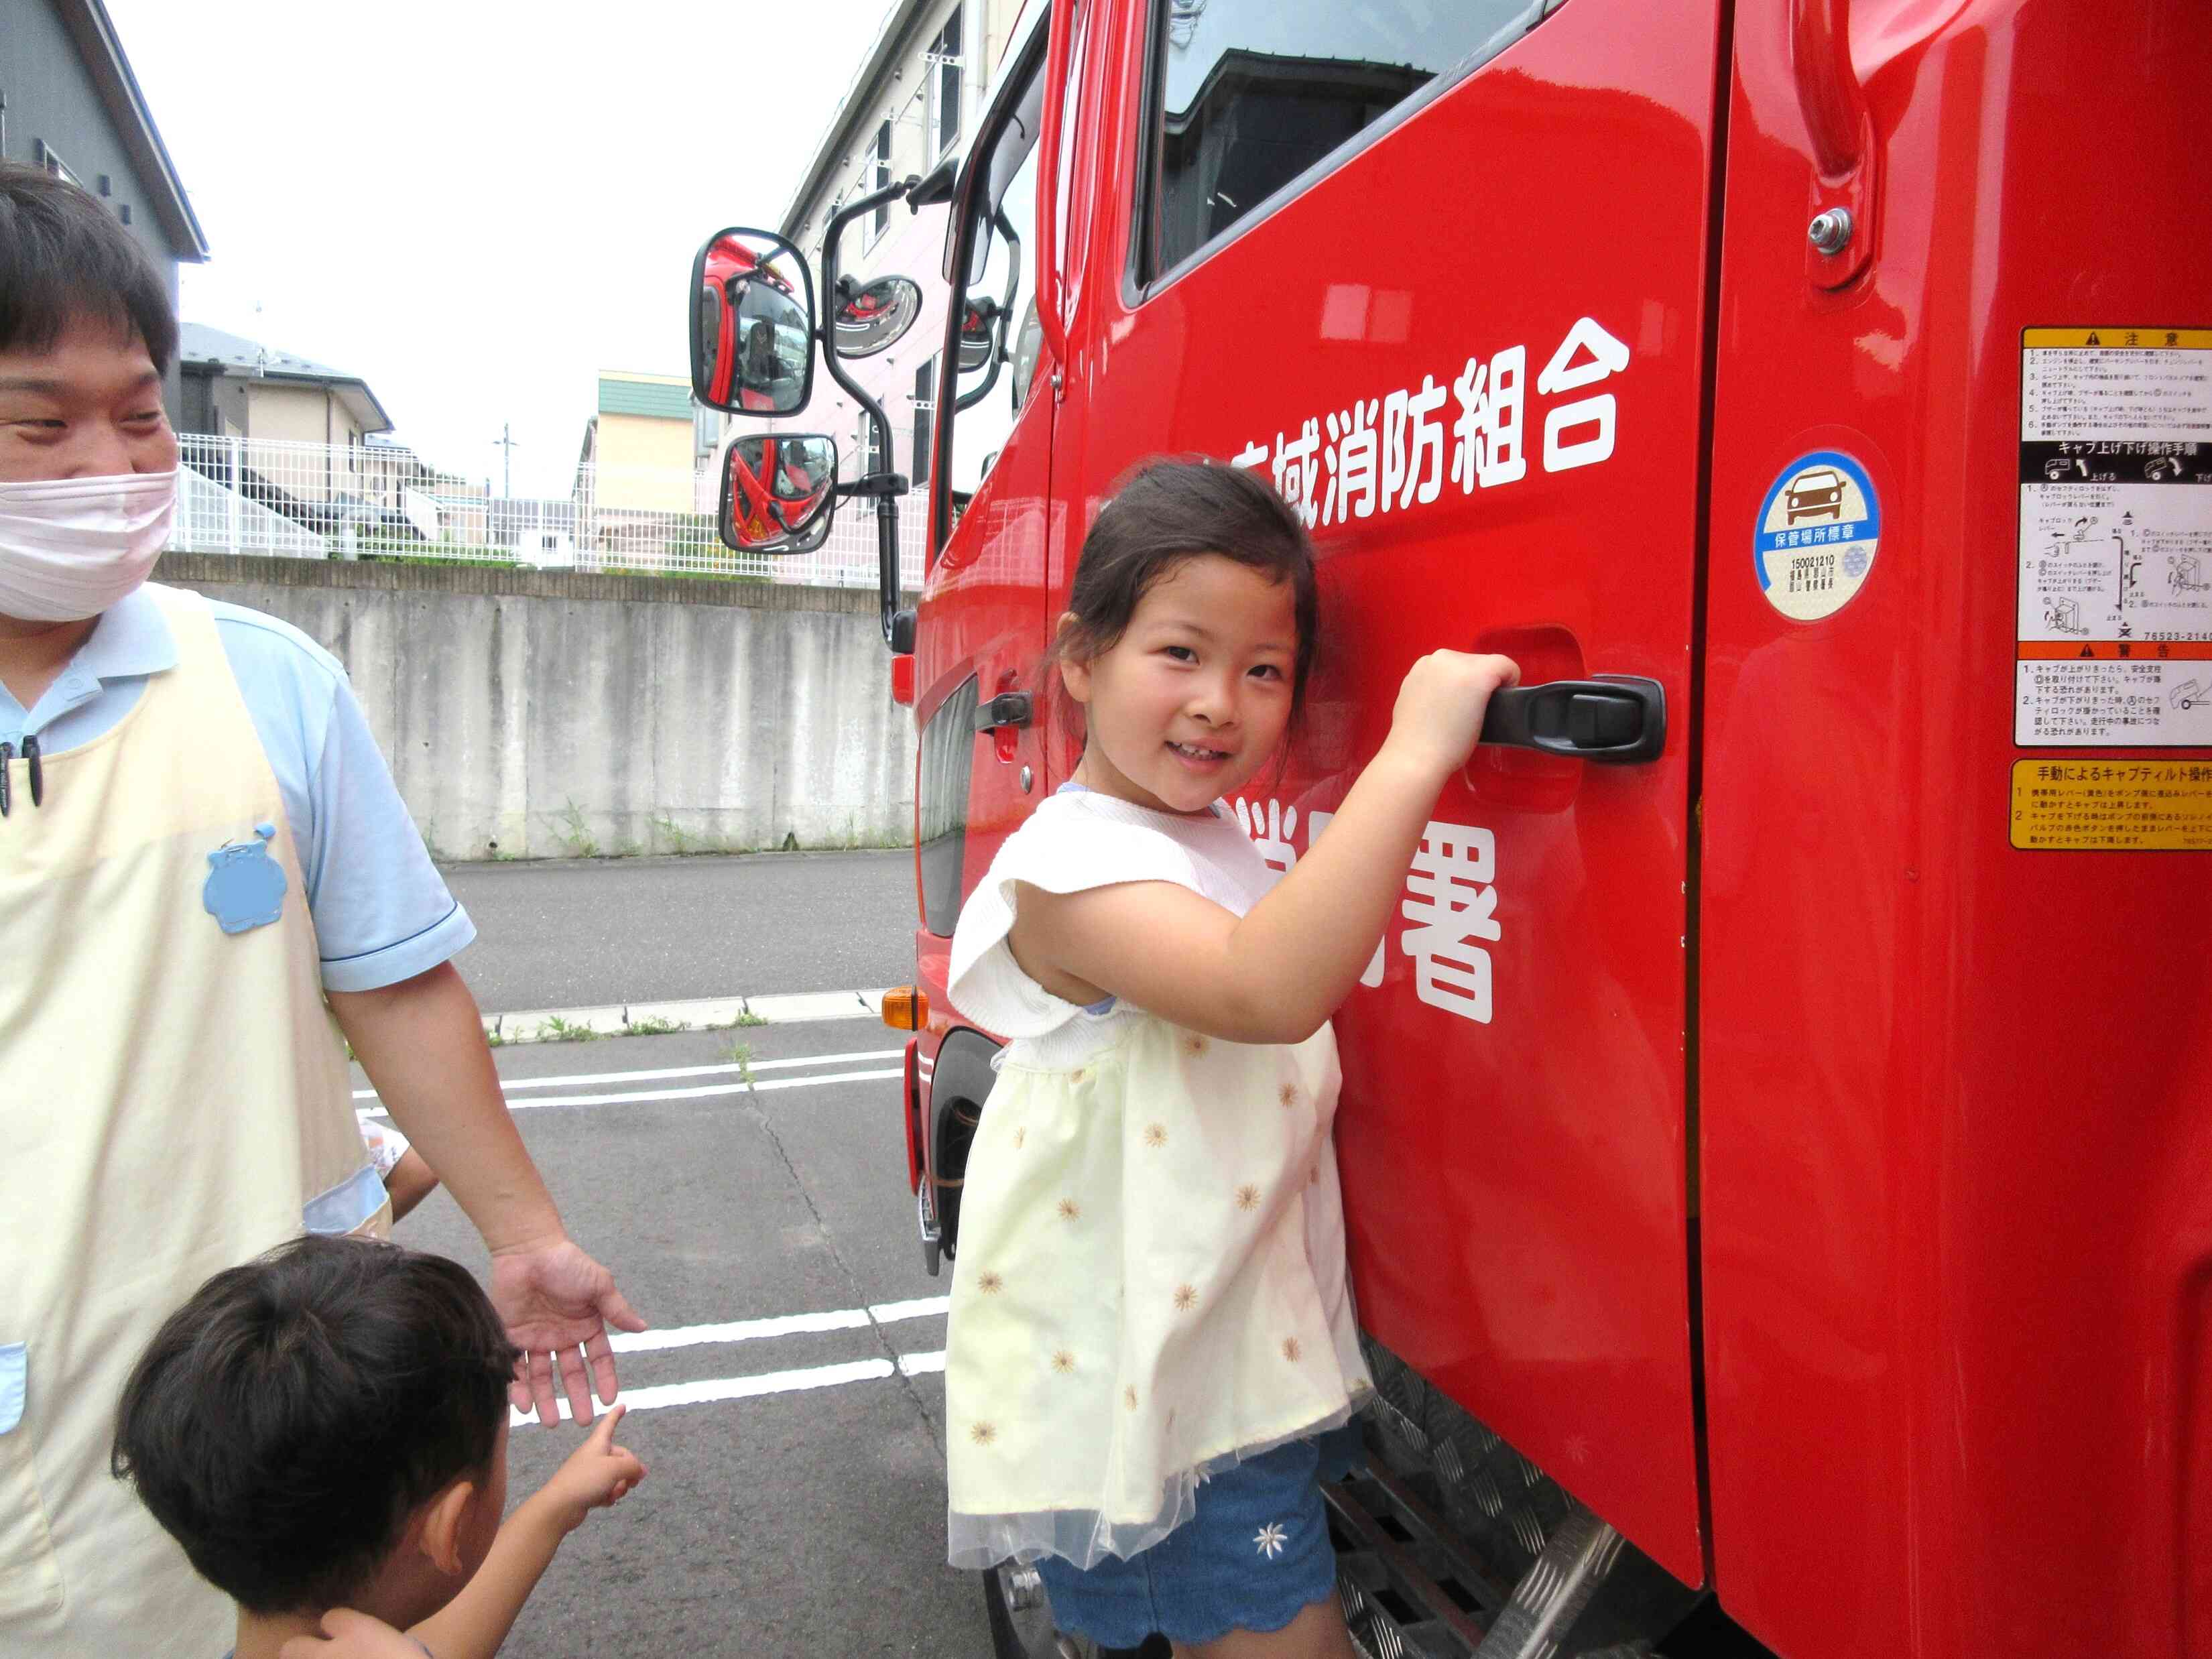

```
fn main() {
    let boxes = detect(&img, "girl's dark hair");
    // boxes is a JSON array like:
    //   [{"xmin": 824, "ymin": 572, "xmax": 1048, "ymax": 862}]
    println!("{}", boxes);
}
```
[
  {"xmin": 1042, "ymin": 457, "xmax": 1319, "ymax": 765},
  {"xmin": 112, "ymin": 1233, "xmax": 519, "ymax": 1614},
  {"xmin": 0, "ymin": 160, "xmax": 178, "ymax": 372}
]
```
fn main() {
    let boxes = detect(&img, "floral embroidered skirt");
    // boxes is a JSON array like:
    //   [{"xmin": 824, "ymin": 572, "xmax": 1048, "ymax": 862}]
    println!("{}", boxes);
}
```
[{"xmin": 1034, "ymin": 1428, "xmax": 1364, "ymax": 1647}]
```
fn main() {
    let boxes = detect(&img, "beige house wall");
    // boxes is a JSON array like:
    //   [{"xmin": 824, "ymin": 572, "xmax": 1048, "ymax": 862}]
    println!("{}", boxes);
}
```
[
  {"xmin": 239, "ymin": 383, "xmax": 371, "ymax": 501},
  {"xmin": 593, "ymin": 413, "xmax": 696, "ymax": 511}
]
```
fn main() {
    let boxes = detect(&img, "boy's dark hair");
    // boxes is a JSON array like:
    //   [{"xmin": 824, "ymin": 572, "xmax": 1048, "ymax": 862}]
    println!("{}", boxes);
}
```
[
  {"xmin": 112, "ymin": 1234, "xmax": 519, "ymax": 1615},
  {"xmin": 1042, "ymin": 457, "xmax": 1320, "ymax": 765},
  {"xmin": 0, "ymin": 160, "xmax": 178, "ymax": 372}
]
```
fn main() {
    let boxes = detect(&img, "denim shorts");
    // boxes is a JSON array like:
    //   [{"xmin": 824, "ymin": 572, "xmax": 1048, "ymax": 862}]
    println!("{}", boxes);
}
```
[{"xmin": 1034, "ymin": 1427, "xmax": 1361, "ymax": 1648}]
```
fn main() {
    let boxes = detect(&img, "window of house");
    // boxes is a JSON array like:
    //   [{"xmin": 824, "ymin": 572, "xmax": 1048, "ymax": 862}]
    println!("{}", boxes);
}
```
[
  {"xmin": 692, "ymin": 399, "xmax": 720, "ymax": 463},
  {"xmin": 928, "ymin": 7, "xmax": 965, "ymax": 160},
  {"xmin": 1140, "ymin": 0, "xmax": 1548, "ymax": 282},
  {"xmin": 870, "ymin": 120, "xmax": 893, "ymax": 243},
  {"xmin": 912, "ymin": 359, "xmax": 935, "ymax": 489},
  {"xmin": 35, "ymin": 140, "xmax": 80, "ymax": 188}
]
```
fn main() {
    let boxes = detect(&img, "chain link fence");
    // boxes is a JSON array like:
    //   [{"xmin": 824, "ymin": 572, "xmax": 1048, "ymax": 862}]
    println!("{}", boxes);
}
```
[{"xmin": 171, "ymin": 434, "xmax": 927, "ymax": 590}]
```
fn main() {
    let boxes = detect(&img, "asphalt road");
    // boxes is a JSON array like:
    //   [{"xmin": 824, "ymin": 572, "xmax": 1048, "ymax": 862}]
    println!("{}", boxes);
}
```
[
  {"xmin": 444, "ymin": 849, "xmax": 918, "ymax": 1013},
  {"xmin": 360, "ymin": 852, "xmax": 985, "ymax": 1656}
]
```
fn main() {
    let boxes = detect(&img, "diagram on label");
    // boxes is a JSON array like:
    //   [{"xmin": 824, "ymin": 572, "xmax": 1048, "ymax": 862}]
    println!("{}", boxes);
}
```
[
  {"xmin": 2016, "ymin": 328, "xmax": 2212, "ymax": 747},
  {"xmin": 1754, "ymin": 449, "xmax": 1881, "ymax": 623}
]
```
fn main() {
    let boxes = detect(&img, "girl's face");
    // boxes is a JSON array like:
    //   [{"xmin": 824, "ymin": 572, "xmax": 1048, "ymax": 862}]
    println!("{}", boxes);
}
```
[{"xmin": 1062, "ymin": 552, "xmax": 1298, "ymax": 816}]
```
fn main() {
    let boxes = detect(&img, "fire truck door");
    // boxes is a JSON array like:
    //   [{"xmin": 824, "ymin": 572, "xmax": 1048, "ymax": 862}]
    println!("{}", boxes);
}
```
[
  {"xmin": 922, "ymin": 5, "xmax": 1097, "ymax": 923},
  {"xmin": 1060, "ymin": 0, "xmax": 1726, "ymax": 1587}
]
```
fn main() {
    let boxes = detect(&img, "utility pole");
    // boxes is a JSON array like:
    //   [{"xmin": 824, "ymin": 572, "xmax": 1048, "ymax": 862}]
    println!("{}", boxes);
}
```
[{"xmin": 493, "ymin": 422, "xmax": 519, "ymax": 498}]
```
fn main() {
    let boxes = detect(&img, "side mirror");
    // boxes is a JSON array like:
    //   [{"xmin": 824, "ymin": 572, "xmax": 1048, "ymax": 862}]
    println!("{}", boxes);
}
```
[
  {"xmin": 690, "ymin": 227, "xmax": 816, "ymax": 416},
  {"xmin": 718, "ymin": 434, "xmax": 839, "ymax": 554},
  {"xmin": 1008, "ymin": 297, "xmax": 1044, "ymax": 416},
  {"xmin": 833, "ymin": 275, "xmax": 924, "ymax": 359},
  {"xmin": 956, "ymin": 298, "xmax": 999, "ymax": 372}
]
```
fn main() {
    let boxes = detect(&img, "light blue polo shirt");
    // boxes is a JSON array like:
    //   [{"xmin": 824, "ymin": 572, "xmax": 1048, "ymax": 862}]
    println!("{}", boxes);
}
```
[{"xmin": 0, "ymin": 585, "xmax": 475, "ymax": 993}]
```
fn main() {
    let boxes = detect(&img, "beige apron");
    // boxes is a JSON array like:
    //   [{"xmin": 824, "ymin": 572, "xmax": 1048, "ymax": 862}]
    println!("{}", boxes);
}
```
[{"xmin": 0, "ymin": 583, "xmax": 387, "ymax": 1657}]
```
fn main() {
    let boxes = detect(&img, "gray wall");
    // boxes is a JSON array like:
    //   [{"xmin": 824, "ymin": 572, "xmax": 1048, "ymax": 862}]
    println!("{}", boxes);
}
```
[
  {"xmin": 1, "ymin": 0, "xmax": 192, "ymax": 411},
  {"xmin": 155, "ymin": 556, "xmax": 918, "ymax": 861}
]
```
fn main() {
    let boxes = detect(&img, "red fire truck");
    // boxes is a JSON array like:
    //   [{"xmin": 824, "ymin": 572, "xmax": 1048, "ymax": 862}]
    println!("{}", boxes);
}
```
[{"xmin": 690, "ymin": 1, "xmax": 2212, "ymax": 1653}]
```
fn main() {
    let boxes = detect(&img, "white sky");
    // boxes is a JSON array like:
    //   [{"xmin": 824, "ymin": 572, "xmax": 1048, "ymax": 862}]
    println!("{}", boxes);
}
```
[{"xmin": 105, "ymin": 1, "xmax": 890, "ymax": 497}]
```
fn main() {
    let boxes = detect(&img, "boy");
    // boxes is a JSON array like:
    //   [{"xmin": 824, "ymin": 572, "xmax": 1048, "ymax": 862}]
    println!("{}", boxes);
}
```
[
  {"xmin": 112, "ymin": 1235, "xmax": 646, "ymax": 1659},
  {"xmin": 0, "ymin": 160, "xmax": 638, "ymax": 1656}
]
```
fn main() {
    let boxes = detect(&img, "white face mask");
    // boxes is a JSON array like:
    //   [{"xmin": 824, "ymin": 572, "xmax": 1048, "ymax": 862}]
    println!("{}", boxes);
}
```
[{"xmin": 0, "ymin": 471, "xmax": 178, "ymax": 623}]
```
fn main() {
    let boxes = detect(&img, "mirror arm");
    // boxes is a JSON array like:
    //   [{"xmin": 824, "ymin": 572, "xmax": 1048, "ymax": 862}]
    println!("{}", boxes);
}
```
[
  {"xmin": 953, "ymin": 213, "xmax": 1022, "ymax": 415},
  {"xmin": 820, "ymin": 178, "xmax": 917, "ymax": 648}
]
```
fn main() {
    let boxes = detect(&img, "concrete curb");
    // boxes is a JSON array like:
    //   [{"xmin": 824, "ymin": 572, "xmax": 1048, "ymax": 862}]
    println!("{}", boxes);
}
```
[{"xmin": 485, "ymin": 987, "xmax": 889, "ymax": 1046}]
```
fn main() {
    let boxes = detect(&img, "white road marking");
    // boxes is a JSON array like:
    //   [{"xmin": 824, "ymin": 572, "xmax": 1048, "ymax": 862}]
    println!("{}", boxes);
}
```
[
  {"xmin": 493, "ymin": 1066, "xmax": 901, "ymax": 1111},
  {"xmin": 483, "ymin": 987, "xmax": 892, "ymax": 1046},
  {"xmin": 610, "ymin": 1296, "xmax": 947, "ymax": 1355},
  {"xmin": 353, "ymin": 1048, "xmax": 902, "ymax": 1102},
  {"xmin": 511, "ymin": 1350, "xmax": 950, "ymax": 1426},
  {"xmin": 357, "ymin": 1065, "xmax": 901, "ymax": 1118}
]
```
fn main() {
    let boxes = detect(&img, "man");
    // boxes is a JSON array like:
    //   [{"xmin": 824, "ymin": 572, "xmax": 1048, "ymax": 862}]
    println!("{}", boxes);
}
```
[{"xmin": 0, "ymin": 162, "xmax": 641, "ymax": 1656}]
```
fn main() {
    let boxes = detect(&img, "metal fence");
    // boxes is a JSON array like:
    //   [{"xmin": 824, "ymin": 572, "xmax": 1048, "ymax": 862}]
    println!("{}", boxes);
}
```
[{"xmin": 170, "ymin": 434, "xmax": 927, "ymax": 590}]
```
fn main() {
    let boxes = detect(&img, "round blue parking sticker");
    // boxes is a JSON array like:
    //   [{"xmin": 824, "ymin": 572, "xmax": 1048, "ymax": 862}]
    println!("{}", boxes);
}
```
[{"xmin": 1754, "ymin": 449, "xmax": 1881, "ymax": 621}]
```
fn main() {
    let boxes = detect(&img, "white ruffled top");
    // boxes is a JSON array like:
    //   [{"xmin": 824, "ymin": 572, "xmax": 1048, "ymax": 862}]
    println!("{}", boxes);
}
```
[{"xmin": 942, "ymin": 787, "xmax": 1371, "ymax": 1570}]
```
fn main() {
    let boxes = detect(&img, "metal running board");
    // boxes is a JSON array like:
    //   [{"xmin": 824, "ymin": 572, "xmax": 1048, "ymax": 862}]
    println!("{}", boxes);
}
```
[
  {"xmin": 1326, "ymin": 1464, "xmax": 1638, "ymax": 1659},
  {"xmin": 1325, "ymin": 1463, "xmax": 1500, "ymax": 1657},
  {"xmin": 1469, "ymin": 1509, "xmax": 1630, "ymax": 1659}
]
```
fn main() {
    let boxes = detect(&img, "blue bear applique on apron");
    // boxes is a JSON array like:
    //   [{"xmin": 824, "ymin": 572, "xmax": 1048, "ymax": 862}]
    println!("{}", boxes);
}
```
[{"xmin": 202, "ymin": 822, "xmax": 288, "ymax": 934}]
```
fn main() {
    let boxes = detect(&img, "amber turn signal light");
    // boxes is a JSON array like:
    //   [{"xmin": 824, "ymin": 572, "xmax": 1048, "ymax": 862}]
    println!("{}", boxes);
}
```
[{"xmin": 881, "ymin": 986, "xmax": 928, "ymax": 1030}]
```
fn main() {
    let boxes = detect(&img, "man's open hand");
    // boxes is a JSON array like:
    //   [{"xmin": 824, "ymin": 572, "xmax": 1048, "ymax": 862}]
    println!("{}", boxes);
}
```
[{"xmin": 489, "ymin": 1237, "xmax": 647, "ymax": 1426}]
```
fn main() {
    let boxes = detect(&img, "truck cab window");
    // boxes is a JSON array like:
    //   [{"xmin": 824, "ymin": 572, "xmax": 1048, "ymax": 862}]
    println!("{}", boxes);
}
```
[
  {"xmin": 1144, "ymin": 0, "xmax": 1550, "ymax": 279},
  {"xmin": 938, "ymin": 73, "xmax": 1044, "ymax": 527}
]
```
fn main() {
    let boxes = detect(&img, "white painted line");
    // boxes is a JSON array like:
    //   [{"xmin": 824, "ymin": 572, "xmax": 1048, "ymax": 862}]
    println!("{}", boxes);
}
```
[
  {"xmin": 869, "ymin": 1295, "xmax": 951, "ymax": 1324},
  {"xmin": 499, "ymin": 1066, "xmax": 900, "ymax": 1111},
  {"xmin": 603, "ymin": 1296, "xmax": 944, "ymax": 1357},
  {"xmin": 353, "ymin": 1048, "xmax": 902, "ymax": 1102},
  {"xmin": 898, "ymin": 1350, "xmax": 948, "ymax": 1377},
  {"xmin": 359, "ymin": 1066, "xmax": 901, "ymax": 1119},
  {"xmin": 511, "ymin": 1356, "xmax": 898, "ymax": 1426},
  {"xmin": 481, "ymin": 987, "xmax": 891, "ymax": 1046}
]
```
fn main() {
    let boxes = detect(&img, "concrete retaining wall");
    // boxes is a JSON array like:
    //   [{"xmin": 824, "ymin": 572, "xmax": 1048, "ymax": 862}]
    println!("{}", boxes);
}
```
[{"xmin": 155, "ymin": 555, "xmax": 915, "ymax": 860}]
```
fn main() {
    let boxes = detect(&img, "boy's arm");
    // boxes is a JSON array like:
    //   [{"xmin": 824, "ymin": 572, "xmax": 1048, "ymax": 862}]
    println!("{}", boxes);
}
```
[
  {"xmin": 330, "ymin": 963, "xmax": 646, "ymax": 1424},
  {"xmin": 410, "ymin": 1406, "xmax": 648, "ymax": 1659},
  {"xmin": 405, "ymin": 1495, "xmax": 570, "ymax": 1659}
]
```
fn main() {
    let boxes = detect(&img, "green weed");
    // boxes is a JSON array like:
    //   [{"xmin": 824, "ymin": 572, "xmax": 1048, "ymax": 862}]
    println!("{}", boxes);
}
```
[{"xmin": 537, "ymin": 1015, "xmax": 603, "ymax": 1043}]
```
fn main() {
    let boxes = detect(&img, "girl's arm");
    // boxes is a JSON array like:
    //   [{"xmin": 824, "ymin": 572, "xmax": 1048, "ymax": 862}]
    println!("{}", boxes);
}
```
[
  {"xmin": 411, "ymin": 1408, "xmax": 647, "ymax": 1659},
  {"xmin": 1011, "ymin": 650, "xmax": 1518, "ymax": 1046}
]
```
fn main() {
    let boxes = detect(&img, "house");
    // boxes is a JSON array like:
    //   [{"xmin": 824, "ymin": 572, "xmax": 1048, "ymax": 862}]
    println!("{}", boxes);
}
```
[
  {"xmin": 174, "ymin": 322, "xmax": 410, "ymax": 533},
  {"xmin": 0, "ymin": 0, "xmax": 210, "ymax": 418},
  {"xmin": 574, "ymin": 371, "xmax": 709, "ymax": 513},
  {"xmin": 763, "ymin": 1, "xmax": 1020, "ymax": 521}
]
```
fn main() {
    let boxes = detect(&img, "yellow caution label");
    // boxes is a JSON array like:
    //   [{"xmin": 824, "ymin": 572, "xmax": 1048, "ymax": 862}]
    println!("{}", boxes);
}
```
[
  {"xmin": 2011, "ymin": 760, "xmax": 2212, "ymax": 851},
  {"xmin": 2021, "ymin": 326, "xmax": 2212, "ymax": 350}
]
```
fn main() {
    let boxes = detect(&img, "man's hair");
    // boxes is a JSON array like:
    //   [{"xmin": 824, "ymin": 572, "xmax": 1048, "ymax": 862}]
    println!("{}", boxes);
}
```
[
  {"xmin": 112, "ymin": 1234, "xmax": 519, "ymax": 1614},
  {"xmin": 0, "ymin": 160, "xmax": 178, "ymax": 372}
]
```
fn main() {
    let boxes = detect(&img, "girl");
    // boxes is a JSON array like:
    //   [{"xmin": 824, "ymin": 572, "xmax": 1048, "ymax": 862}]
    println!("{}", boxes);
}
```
[{"xmin": 944, "ymin": 458, "xmax": 1518, "ymax": 1658}]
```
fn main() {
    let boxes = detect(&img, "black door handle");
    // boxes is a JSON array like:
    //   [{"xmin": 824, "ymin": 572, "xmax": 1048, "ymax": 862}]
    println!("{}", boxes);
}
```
[
  {"xmin": 1477, "ymin": 676, "xmax": 1665, "ymax": 764},
  {"xmin": 973, "ymin": 691, "xmax": 1034, "ymax": 733}
]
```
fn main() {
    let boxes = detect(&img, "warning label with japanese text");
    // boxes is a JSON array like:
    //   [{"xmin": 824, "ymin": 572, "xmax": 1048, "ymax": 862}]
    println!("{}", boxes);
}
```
[
  {"xmin": 2016, "ymin": 326, "xmax": 2212, "ymax": 746},
  {"xmin": 2010, "ymin": 759, "xmax": 2212, "ymax": 851}
]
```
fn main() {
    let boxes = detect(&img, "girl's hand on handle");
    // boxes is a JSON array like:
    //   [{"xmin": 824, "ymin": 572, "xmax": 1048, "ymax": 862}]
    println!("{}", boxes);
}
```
[
  {"xmin": 1379, "ymin": 651, "xmax": 1522, "ymax": 782},
  {"xmin": 1008, "ymin": 649, "xmax": 1526, "ymax": 1047}
]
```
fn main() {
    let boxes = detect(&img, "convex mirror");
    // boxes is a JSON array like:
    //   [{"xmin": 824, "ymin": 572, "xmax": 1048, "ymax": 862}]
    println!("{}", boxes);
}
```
[
  {"xmin": 690, "ymin": 227, "xmax": 816, "ymax": 416},
  {"xmin": 833, "ymin": 276, "xmax": 924, "ymax": 359},
  {"xmin": 718, "ymin": 434, "xmax": 839, "ymax": 554},
  {"xmin": 956, "ymin": 298, "xmax": 998, "ymax": 373}
]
